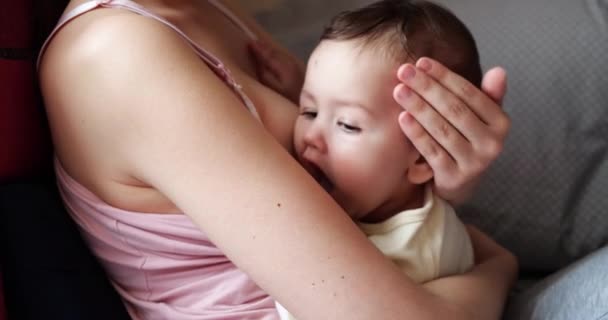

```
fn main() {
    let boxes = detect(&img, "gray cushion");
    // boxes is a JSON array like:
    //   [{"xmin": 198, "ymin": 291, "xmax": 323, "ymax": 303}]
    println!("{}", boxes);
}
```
[
  {"xmin": 434, "ymin": 0, "xmax": 608, "ymax": 271},
  {"xmin": 251, "ymin": 0, "xmax": 608, "ymax": 272}
]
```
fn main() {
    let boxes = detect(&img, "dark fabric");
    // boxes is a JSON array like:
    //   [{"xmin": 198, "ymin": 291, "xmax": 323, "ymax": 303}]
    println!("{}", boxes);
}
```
[
  {"xmin": 0, "ymin": 0, "xmax": 33, "ymax": 49},
  {"xmin": 0, "ymin": 270, "xmax": 5, "ymax": 320},
  {"xmin": 1, "ymin": 1, "xmax": 132, "ymax": 318},
  {"xmin": 33, "ymin": 0, "xmax": 71, "ymax": 52},
  {"xmin": 0, "ymin": 0, "xmax": 70, "ymax": 183},
  {"xmin": 0, "ymin": 181, "xmax": 131, "ymax": 320},
  {"xmin": 0, "ymin": 0, "xmax": 53, "ymax": 183}
]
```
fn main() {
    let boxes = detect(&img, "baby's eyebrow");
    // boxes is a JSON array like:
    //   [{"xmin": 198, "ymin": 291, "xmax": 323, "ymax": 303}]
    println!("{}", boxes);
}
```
[
  {"xmin": 300, "ymin": 89, "xmax": 317, "ymax": 103},
  {"xmin": 332, "ymin": 98, "xmax": 373, "ymax": 116},
  {"xmin": 301, "ymin": 89, "xmax": 373, "ymax": 116}
]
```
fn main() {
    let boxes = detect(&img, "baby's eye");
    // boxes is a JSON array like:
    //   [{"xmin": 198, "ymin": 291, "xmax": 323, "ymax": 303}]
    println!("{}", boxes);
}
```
[
  {"xmin": 337, "ymin": 121, "xmax": 361, "ymax": 133},
  {"xmin": 300, "ymin": 110, "xmax": 317, "ymax": 119}
]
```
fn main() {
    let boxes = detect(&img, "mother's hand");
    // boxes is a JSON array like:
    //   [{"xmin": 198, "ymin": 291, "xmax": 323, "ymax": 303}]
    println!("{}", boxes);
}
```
[{"xmin": 393, "ymin": 57, "xmax": 510, "ymax": 205}]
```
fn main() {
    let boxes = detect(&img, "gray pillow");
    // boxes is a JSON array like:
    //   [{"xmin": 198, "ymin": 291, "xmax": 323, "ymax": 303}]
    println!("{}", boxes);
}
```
[
  {"xmin": 433, "ymin": 0, "xmax": 608, "ymax": 271},
  {"xmin": 253, "ymin": 0, "xmax": 608, "ymax": 272}
]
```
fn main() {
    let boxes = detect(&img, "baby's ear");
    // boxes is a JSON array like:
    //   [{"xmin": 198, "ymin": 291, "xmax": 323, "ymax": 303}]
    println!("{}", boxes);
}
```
[{"xmin": 407, "ymin": 155, "xmax": 433, "ymax": 185}]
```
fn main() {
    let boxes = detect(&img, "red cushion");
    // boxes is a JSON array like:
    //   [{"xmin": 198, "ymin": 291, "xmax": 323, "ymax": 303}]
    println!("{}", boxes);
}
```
[{"xmin": 0, "ymin": 0, "xmax": 53, "ymax": 182}]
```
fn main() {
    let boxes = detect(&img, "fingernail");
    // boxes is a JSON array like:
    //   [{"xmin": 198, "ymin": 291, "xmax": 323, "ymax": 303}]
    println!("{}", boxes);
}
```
[
  {"xmin": 417, "ymin": 58, "xmax": 432, "ymax": 72},
  {"xmin": 397, "ymin": 84, "xmax": 412, "ymax": 100},
  {"xmin": 399, "ymin": 111, "xmax": 410, "ymax": 124},
  {"xmin": 400, "ymin": 65, "xmax": 416, "ymax": 80}
]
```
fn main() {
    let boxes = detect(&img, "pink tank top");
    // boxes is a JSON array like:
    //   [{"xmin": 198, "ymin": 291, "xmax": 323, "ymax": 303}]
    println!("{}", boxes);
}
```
[{"xmin": 41, "ymin": 1, "xmax": 278, "ymax": 319}]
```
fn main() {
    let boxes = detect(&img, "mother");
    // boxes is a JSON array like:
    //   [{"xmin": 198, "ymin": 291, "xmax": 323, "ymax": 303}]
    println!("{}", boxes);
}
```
[{"xmin": 38, "ymin": 0, "xmax": 514, "ymax": 319}]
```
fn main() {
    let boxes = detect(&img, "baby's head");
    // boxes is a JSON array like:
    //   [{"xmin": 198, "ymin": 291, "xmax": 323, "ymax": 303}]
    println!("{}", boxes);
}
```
[
  {"xmin": 320, "ymin": 0, "xmax": 482, "ymax": 86},
  {"xmin": 293, "ymin": 0, "xmax": 481, "ymax": 222}
]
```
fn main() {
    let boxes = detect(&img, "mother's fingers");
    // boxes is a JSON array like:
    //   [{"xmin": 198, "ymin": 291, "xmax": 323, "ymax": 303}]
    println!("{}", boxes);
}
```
[
  {"xmin": 405, "ymin": 58, "xmax": 509, "ymax": 135},
  {"xmin": 395, "ymin": 65, "xmax": 497, "ymax": 157},
  {"xmin": 481, "ymin": 67, "xmax": 507, "ymax": 105},
  {"xmin": 398, "ymin": 111, "xmax": 457, "ymax": 178},
  {"xmin": 394, "ymin": 83, "xmax": 473, "ymax": 168}
]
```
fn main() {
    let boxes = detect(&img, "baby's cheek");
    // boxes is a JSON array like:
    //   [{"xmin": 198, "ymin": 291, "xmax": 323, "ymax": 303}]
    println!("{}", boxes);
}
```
[
  {"xmin": 330, "ymin": 141, "xmax": 382, "ymax": 186},
  {"xmin": 335, "ymin": 156, "xmax": 378, "ymax": 189}
]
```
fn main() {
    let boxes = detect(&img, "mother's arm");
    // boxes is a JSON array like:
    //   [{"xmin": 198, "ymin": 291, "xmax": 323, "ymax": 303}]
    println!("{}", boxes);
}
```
[{"xmin": 394, "ymin": 58, "xmax": 510, "ymax": 205}]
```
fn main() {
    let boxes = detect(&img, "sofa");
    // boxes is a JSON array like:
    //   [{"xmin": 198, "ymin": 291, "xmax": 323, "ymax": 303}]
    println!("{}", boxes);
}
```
[{"xmin": 1, "ymin": 0, "xmax": 606, "ymax": 319}]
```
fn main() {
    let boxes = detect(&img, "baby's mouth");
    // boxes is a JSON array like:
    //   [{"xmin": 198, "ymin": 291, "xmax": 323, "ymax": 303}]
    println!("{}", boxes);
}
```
[
  {"xmin": 317, "ymin": 173, "xmax": 334, "ymax": 193},
  {"xmin": 304, "ymin": 161, "xmax": 334, "ymax": 193}
]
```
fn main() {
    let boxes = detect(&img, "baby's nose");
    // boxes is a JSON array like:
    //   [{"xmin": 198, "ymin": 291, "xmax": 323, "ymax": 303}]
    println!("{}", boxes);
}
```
[{"xmin": 303, "ymin": 123, "xmax": 327, "ymax": 153}]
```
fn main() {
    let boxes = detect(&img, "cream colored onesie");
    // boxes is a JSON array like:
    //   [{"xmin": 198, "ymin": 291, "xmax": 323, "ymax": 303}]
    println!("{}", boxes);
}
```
[{"xmin": 276, "ymin": 185, "xmax": 474, "ymax": 319}]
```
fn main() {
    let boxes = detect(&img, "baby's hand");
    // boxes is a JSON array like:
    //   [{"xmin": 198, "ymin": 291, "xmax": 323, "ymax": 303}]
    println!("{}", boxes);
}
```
[{"xmin": 248, "ymin": 41, "xmax": 304, "ymax": 104}]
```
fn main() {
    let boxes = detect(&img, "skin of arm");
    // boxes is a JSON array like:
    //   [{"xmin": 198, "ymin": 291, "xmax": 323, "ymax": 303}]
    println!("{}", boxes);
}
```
[{"xmin": 39, "ymin": 10, "xmax": 515, "ymax": 320}]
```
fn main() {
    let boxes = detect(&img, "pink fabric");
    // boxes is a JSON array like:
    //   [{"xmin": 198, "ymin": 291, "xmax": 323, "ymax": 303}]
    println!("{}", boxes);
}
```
[
  {"xmin": 56, "ymin": 160, "xmax": 278, "ymax": 320},
  {"xmin": 45, "ymin": 1, "xmax": 278, "ymax": 319}
]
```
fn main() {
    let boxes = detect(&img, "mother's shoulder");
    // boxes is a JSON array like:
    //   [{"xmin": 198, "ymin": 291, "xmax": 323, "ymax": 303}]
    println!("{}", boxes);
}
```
[
  {"xmin": 44, "ymin": 9, "xmax": 191, "ymax": 68},
  {"xmin": 39, "ymin": 5, "xmax": 216, "ymax": 110}
]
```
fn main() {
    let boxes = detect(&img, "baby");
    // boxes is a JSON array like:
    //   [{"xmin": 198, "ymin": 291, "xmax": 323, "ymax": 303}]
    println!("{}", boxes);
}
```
[{"xmin": 252, "ymin": 0, "xmax": 481, "ymax": 318}]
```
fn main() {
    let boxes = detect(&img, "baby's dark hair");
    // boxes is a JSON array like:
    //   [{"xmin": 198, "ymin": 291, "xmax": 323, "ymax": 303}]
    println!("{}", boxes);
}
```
[{"xmin": 321, "ymin": 0, "xmax": 482, "ymax": 87}]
